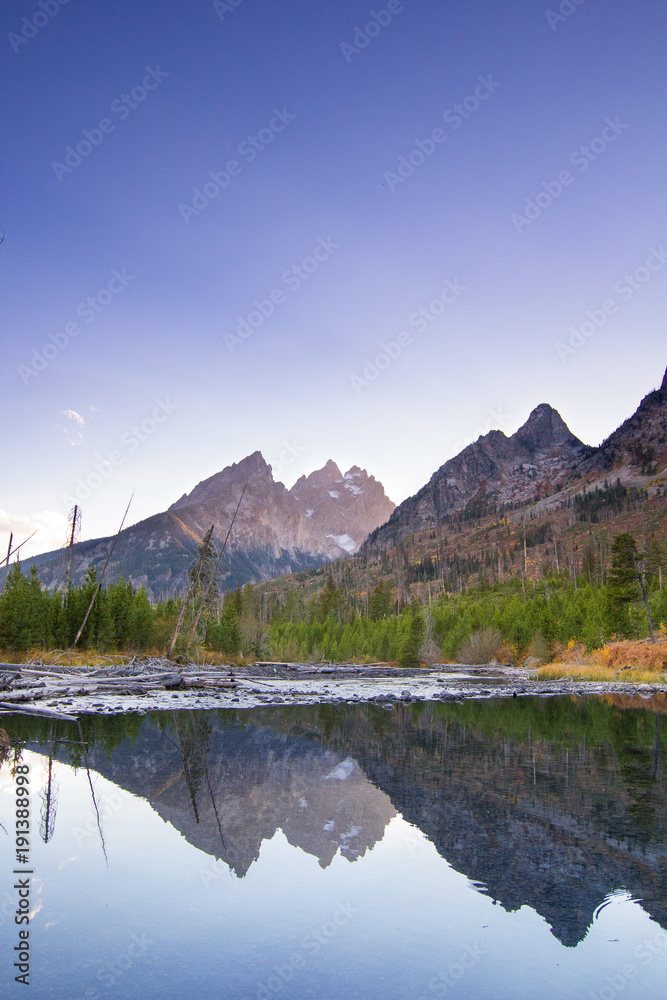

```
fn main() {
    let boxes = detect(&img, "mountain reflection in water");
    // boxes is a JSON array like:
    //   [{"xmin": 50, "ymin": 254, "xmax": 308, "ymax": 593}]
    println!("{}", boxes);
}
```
[{"xmin": 2, "ymin": 695, "xmax": 666, "ymax": 1000}]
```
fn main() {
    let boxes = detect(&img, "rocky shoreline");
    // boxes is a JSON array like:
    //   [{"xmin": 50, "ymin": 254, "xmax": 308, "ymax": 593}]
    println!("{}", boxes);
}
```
[{"xmin": 1, "ymin": 662, "xmax": 666, "ymax": 718}]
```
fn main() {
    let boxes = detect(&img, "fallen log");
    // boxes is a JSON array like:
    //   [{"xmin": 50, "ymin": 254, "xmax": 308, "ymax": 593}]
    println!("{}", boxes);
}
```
[
  {"xmin": 254, "ymin": 661, "xmax": 307, "ymax": 669},
  {"xmin": 181, "ymin": 678, "xmax": 236, "ymax": 689},
  {"xmin": 0, "ymin": 691, "xmax": 37, "ymax": 703},
  {"xmin": 0, "ymin": 701, "xmax": 78, "ymax": 722},
  {"xmin": 19, "ymin": 667, "xmax": 87, "ymax": 679}
]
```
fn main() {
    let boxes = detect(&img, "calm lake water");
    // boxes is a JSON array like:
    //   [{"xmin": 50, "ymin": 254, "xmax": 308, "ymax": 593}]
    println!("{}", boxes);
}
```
[{"xmin": 1, "ymin": 696, "xmax": 666, "ymax": 1000}]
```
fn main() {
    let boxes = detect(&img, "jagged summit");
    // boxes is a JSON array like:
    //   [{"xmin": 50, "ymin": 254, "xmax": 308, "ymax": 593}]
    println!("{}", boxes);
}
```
[
  {"xmin": 368, "ymin": 367, "xmax": 667, "ymax": 552},
  {"xmin": 290, "ymin": 461, "xmax": 395, "ymax": 553},
  {"xmin": 24, "ymin": 452, "xmax": 395, "ymax": 598},
  {"xmin": 514, "ymin": 403, "xmax": 583, "ymax": 453},
  {"xmin": 169, "ymin": 451, "xmax": 272, "ymax": 511},
  {"xmin": 290, "ymin": 459, "xmax": 343, "ymax": 494},
  {"xmin": 367, "ymin": 403, "xmax": 589, "ymax": 550}
]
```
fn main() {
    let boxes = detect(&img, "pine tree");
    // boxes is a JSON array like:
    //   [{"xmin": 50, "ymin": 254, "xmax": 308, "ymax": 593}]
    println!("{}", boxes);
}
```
[
  {"xmin": 207, "ymin": 602, "xmax": 242, "ymax": 655},
  {"xmin": 109, "ymin": 576, "xmax": 134, "ymax": 646},
  {"xmin": 25, "ymin": 565, "xmax": 49, "ymax": 649},
  {"xmin": 319, "ymin": 574, "xmax": 341, "ymax": 621},
  {"xmin": 369, "ymin": 580, "xmax": 393, "ymax": 621},
  {"xmin": 47, "ymin": 590, "xmax": 69, "ymax": 649},
  {"xmin": 0, "ymin": 563, "xmax": 50, "ymax": 651},
  {"xmin": 399, "ymin": 601, "xmax": 424, "ymax": 668},
  {"xmin": 646, "ymin": 537, "xmax": 666, "ymax": 588},
  {"xmin": 72, "ymin": 565, "xmax": 98, "ymax": 647},
  {"xmin": 128, "ymin": 586, "xmax": 154, "ymax": 650},
  {"xmin": 0, "ymin": 563, "xmax": 28, "ymax": 650},
  {"xmin": 605, "ymin": 533, "xmax": 641, "ymax": 637}
]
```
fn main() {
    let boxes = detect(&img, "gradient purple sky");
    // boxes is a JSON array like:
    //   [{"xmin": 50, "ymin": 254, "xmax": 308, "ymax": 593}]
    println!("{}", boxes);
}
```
[{"xmin": 2, "ymin": 0, "xmax": 665, "ymax": 558}]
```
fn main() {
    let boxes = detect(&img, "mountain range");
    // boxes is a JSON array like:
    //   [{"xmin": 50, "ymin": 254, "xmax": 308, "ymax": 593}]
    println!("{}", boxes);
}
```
[
  {"xmin": 11, "ymin": 365, "xmax": 667, "ymax": 598},
  {"xmin": 21, "ymin": 453, "xmax": 395, "ymax": 599},
  {"xmin": 366, "ymin": 365, "xmax": 667, "ymax": 552}
]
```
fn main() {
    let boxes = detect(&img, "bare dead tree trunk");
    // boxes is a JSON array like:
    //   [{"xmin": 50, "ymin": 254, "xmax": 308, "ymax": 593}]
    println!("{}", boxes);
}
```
[
  {"xmin": 63, "ymin": 505, "xmax": 81, "ymax": 596},
  {"xmin": 73, "ymin": 494, "xmax": 133, "ymax": 648},
  {"xmin": 183, "ymin": 482, "xmax": 248, "ymax": 652},
  {"xmin": 168, "ymin": 525, "xmax": 215, "ymax": 659}
]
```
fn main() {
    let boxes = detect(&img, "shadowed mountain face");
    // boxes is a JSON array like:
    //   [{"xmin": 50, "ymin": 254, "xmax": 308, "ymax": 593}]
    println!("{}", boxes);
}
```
[
  {"xmin": 578, "ymin": 366, "xmax": 667, "ymax": 479},
  {"xmin": 367, "ymin": 404, "xmax": 590, "ymax": 550},
  {"xmin": 20, "ymin": 453, "xmax": 394, "ymax": 599},
  {"xmin": 36, "ymin": 696, "xmax": 667, "ymax": 948},
  {"xmin": 366, "ymin": 366, "xmax": 667, "ymax": 551}
]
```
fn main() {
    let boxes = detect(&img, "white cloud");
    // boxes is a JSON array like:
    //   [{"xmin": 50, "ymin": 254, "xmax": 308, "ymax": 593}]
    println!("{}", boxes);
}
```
[
  {"xmin": 63, "ymin": 409, "xmax": 85, "ymax": 427},
  {"xmin": 62, "ymin": 408, "xmax": 85, "ymax": 446},
  {"xmin": 0, "ymin": 509, "xmax": 68, "ymax": 562}
]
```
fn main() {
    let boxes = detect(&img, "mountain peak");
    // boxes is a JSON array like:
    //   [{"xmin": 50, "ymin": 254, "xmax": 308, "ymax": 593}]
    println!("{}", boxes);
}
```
[
  {"xmin": 366, "ymin": 401, "xmax": 589, "ymax": 551},
  {"xmin": 233, "ymin": 451, "xmax": 272, "ymax": 479},
  {"xmin": 661, "ymin": 366, "xmax": 667, "ymax": 393},
  {"xmin": 290, "ymin": 461, "xmax": 343, "ymax": 495},
  {"xmin": 168, "ymin": 451, "xmax": 272, "ymax": 512},
  {"xmin": 514, "ymin": 403, "xmax": 582, "ymax": 453}
]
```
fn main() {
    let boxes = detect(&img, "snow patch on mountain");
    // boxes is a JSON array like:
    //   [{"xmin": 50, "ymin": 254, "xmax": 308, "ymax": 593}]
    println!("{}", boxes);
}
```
[{"xmin": 327, "ymin": 533, "xmax": 356, "ymax": 553}]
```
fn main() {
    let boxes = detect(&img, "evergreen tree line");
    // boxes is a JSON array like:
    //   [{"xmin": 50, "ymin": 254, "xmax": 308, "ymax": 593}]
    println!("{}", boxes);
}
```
[
  {"xmin": 0, "ymin": 564, "xmax": 154, "ymax": 652},
  {"xmin": 0, "ymin": 532, "xmax": 665, "ymax": 664}
]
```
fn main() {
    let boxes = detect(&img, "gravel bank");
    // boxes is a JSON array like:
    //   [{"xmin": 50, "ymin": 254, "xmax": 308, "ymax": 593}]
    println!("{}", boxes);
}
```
[{"xmin": 2, "ymin": 664, "xmax": 666, "ymax": 718}]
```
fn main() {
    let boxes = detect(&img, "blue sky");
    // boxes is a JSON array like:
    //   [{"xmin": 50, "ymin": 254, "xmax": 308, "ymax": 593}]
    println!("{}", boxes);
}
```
[{"xmin": 1, "ymin": 0, "xmax": 665, "ymax": 558}]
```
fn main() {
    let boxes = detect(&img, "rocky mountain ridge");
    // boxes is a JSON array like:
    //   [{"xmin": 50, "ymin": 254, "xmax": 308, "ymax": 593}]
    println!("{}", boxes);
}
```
[
  {"xmin": 18, "ymin": 453, "xmax": 395, "ymax": 599},
  {"xmin": 367, "ymin": 366, "xmax": 667, "ymax": 552}
]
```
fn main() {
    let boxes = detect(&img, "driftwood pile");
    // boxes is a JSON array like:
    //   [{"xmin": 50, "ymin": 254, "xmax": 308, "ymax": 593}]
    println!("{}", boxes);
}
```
[
  {"xmin": 254, "ymin": 661, "xmax": 392, "ymax": 675},
  {"xmin": 0, "ymin": 658, "xmax": 395, "ymax": 705},
  {"xmin": 0, "ymin": 655, "xmax": 430, "ymax": 722},
  {"xmin": 0, "ymin": 654, "xmax": 237, "ymax": 708}
]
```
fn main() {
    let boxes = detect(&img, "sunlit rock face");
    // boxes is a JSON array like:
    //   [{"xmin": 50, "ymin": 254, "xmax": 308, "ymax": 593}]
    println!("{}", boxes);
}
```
[
  {"xmin": 21, "ymin": 452, "xmax": 395, "ymax": 598},
  {"xmin": 289, "ymin": 460, "xmax": 396, "ymax": 555}
]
